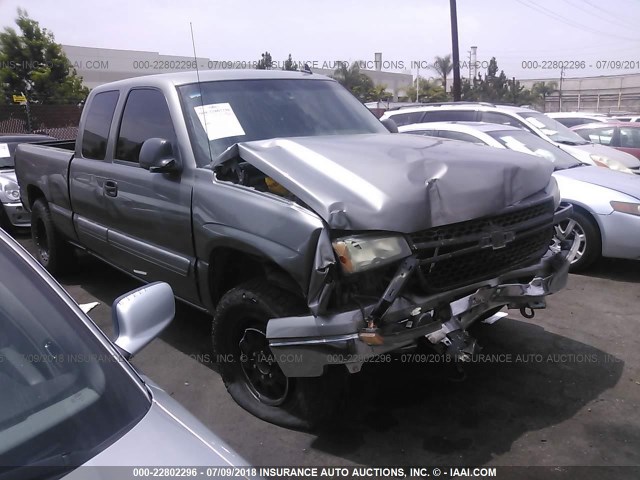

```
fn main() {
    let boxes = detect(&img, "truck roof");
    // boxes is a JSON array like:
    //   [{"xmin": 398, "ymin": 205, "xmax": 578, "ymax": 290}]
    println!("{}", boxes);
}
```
[{"xmin": 92, "ymin": 69, "xmax": 334, "ymax": 92}]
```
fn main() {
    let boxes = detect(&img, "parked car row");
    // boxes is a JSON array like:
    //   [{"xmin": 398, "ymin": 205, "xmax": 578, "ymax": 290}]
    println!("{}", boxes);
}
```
[
  {"xmin": 398, "ymin": 122, "xmax": 640, "ymax": 271},
  {"xmin": 381, "ymin": 103, "xmax": 640, "ymax": 174}
]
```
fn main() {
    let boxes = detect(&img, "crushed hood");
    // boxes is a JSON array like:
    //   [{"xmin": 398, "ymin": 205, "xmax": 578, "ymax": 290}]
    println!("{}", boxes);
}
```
[{"xmin": 215, "ymin": 134, "xmax": 554, "ymax": 232}]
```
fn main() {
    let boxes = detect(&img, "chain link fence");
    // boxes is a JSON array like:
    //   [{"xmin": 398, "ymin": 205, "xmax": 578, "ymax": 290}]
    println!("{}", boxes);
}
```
[{"xmin": 0, "ymin": 104, "xmax": 82, "ymax": 139}]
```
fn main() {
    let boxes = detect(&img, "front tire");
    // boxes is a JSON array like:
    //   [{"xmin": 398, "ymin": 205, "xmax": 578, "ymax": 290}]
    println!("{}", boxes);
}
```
[
  {"xmin": 554, "ymin": 210, "xmax": 601, "ymax": 272},
  {"xmin": 30, "ymin": 198, "xmax": 75, "ymax": 275},
  {"xmin": 212, "ymin": 279, "xmax": 345, "ymax": 430}
]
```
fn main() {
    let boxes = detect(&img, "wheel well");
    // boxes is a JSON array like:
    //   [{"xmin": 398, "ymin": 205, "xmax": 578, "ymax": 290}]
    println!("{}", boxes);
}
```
[
  {"xmin": 208, "ymin": 247, "xmax": 304, "ymax": 305},
  {"xmin": 571, "ymin": 203, "xmax": 602, "ymax": 243},
  {"xmin": 26, "ymin": 186, "xmax": 45, "ymax": 209}
]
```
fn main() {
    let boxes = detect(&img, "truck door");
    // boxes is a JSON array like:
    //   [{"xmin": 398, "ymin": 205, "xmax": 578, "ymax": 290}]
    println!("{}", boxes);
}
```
[
  {"xmin": 102, "ymin": 88, "xmax": 199, "ymax": 304},
  {"xmin": 70, "ymin": 90, "xmax": 121, "ymax": 260}
]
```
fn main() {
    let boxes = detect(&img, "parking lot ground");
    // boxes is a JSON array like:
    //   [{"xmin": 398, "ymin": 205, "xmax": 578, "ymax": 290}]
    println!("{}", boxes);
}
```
[{"xmin": 15, "ymin": 234, "xmax": 640, "ymax": 477}]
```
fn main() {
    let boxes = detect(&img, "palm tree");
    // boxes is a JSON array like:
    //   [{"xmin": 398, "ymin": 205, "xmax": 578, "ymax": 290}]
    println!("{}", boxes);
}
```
[
  {"xmin": 371, "ymin": 84, "xmax": 391, "ymax": 102},
  {"xmin": 532, "ymin": 81, "xmax": 558, "ymax": 112},
  {"xmin": 430, "ymin": 54, "xmax": 453, "ymax": 95},
  {"xmin": 406, "ymin": 77, "xmax": 448, "ymax": 103},
  {"xmin": 332, "ymin": 61, "xmax": 375, "ymax": 101},
  {"xmin": 332, "ymin": 61, "xmax": 364, "ymax": 91}
]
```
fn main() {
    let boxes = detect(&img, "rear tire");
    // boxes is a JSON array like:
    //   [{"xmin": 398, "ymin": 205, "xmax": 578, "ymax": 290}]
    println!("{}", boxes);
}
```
[
  {"xmin": 212, "ymin": 279, "xmax": 346, "ymax": 430},
  {"xmin": 30, "ymin": 198, "xmax": 75, "ymax": 275}
]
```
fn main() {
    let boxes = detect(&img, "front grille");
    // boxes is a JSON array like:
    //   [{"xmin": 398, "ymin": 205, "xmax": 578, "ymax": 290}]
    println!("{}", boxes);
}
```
[
  {"xmin": 409, "ymin": 200, "xmax": 554, "ymax": 247},
  {"xmin": 421, "ymin": 228, "xmax": 553, "ymax": 291},
  {"xmin": 409, "ymin": 199, "xmax": 556, "ymax": 292}
]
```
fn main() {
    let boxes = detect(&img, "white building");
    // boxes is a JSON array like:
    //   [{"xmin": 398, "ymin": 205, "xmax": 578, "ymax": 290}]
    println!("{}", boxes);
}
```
[{"xmin": 62, "ymin": 45, "xmax": 412, "ymax": 100}]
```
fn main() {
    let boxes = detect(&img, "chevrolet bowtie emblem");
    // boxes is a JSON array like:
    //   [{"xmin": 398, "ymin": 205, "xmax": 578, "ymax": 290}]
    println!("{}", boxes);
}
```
[{"xmin": 480, "ymin": 229, "xmax": 516, "ymax": 250}]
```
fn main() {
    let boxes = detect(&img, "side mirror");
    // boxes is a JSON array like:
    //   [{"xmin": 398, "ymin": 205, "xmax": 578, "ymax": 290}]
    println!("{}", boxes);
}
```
[
  {"xmin": 139, "ymin": 138, "xmax": 181, "ymax": 173},
  {"xmin": 381, "ymin": 118, "xmax": 398, "ymax": 133},
  {"xmin": 112, "ymin": 282, "xmax": 175, "ymax": 358}
]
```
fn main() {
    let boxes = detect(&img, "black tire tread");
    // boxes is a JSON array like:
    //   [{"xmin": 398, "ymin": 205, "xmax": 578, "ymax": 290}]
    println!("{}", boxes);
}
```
[
  {"xmin": 211, "ymin": 278, "xmax": 345, "ymax": 430},
  {"xmin": 30, "ymin": 198, "xmax": 75, "ymax": 275}
]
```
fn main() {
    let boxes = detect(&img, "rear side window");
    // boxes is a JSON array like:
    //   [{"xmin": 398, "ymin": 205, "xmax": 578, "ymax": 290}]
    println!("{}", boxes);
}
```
[
  {"xmin": 387, "ymin": 111, "xmax": 425, "ymax": 126},
  {"xmin": 81, "ymin": 91, "xmax": 119, "ymax": 160},
  {"xmin": 480, "ymin": 111, "xmax": 525, "ymax": 128},
  {"xmin": 116, "ymin": 89, "xmax": 176, "ymax": 163},
  {"xmin": 406, "ymin": 130, "xmax": 439, "ymax": 137},
  {"xmin": 619, "ymin": 127, "xmax": 640, "ymax": 148},
  {"xmin": 422, "ymin": 110, "xmax": 477, "ymax": 122},
  {"xmin": 578, "ymin": 127, "xmax": 615, "ymax": 145},
  {"xmin": 439, "ymin": 130, "xmax": 485, "ymax": 144}
]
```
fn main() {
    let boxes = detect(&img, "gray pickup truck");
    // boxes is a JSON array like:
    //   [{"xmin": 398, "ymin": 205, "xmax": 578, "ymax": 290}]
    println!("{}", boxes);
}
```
[{"xmin": 15, "ymin": 70, "xmax": 572, "ymax": 429}]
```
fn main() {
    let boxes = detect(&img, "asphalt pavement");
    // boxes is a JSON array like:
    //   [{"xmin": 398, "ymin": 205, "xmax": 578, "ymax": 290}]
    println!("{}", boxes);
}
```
[{"xmin": 15, "ymin": 234, "xmax": 640, "ymax": 477}]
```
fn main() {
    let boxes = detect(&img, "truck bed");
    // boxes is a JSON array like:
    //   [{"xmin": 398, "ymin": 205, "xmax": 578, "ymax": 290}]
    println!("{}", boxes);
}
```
[{"xmin": 15, "ymin": 143, "xmax": 75, "ymax": 214}]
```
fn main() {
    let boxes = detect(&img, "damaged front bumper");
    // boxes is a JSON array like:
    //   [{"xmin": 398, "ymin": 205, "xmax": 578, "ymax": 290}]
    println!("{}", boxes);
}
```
[{"xmin": 267, "ymin": 206, "xmax": 573, "ymax": 378}]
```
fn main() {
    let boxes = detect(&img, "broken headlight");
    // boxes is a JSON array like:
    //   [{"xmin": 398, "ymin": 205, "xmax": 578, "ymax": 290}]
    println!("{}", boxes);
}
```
[
  {"xmin": 332, "ymin": 234, "xmax": 411, "ymax": 275},
  {"xmin": 547, "ymin": 176, "xmax": 561, "ymax": 209}
]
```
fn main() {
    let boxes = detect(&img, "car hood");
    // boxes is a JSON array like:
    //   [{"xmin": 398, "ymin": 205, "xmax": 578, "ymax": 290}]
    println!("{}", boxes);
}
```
[
  {"xmin": 70, "ymin": 384, "xmax": 248, "ymax": 473},
  {"xmin": 561, "ymin": 142, "xmax": 640, "ymax": 168},
  {"xmin": 214, "ymin": 134, "xmax": 554, "ymax": 232},
  {"xmin": 555, "ymin": 165, "xmax": 640, "ymax": 200}
]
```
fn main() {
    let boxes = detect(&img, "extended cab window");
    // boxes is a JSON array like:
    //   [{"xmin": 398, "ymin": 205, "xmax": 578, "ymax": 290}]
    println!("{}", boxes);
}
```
[
  {"xmin": 81, "ymin": 91, "xmax": 119, "ymax": 160},
  {"xmin": 116, "ymin": 89, "xmax": 176, "ymax": 163}
]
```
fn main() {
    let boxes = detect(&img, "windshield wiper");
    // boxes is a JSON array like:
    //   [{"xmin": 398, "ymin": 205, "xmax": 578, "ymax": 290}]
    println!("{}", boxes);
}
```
[{"xmin": 555, "ymin": 139, "xmax": 587, "ymax": 146}]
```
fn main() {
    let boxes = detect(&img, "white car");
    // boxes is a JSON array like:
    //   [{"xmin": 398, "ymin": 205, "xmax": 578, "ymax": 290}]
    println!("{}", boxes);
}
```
[
  {"xmin": 546, "ymin": 112, "xmax": 611, "ymax": 128},
  {"xmin": 400, "ymin": 121, "xmax": 640, "ymax": 271},
  {"xmin": 613, "ymin": 115, "xmax": 640, "ymax": 123},
  {"xmin": 381, "ymin": 103, "xmax": 640, "ymax": 174}
]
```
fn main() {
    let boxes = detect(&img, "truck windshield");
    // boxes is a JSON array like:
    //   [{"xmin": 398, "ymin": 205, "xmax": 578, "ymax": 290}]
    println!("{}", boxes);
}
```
[
  {"xmin": 0, "ymin": 239, "xmax": 150, "ymax": 473},
  {"xmin": 178, "ymin": 79, "xmax": 388, "ymax": 164}
]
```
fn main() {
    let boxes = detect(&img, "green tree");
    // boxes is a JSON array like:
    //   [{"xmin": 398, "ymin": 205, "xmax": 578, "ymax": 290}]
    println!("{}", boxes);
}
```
[
  {"xmin": 461, "ymin": 57, "xmax": 534, "ymax": 105},
  {"xmin": 0, "ymin": 9, "xmax": 89, "ymax": 104},
  {"xmin": 256, "ymin": 51, "xmax": 273, "ymax": 69},
  {"xmin": 430, "ymin": 54, "xmax": 453, "ymax": 97},
  {"xmin": 532, "ymin": 81, "xmax": 558, "ymax": 111},
  {"xmin": 370, "ymin": 84, "xmax": 391, "ymax": 102},
  {"xmin": 331, "ymin": 61, "xmax": 376, "ymax": 102},
  {"xmin": 405, "ymin": 77, "xmax": 448, "ymax": 103},
  {"xmin": 282, "ymin": 53, "xmax": 298, "ymax": 71}
]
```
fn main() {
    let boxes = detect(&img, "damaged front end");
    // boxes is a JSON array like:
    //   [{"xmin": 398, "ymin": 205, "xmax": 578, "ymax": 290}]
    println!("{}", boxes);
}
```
[{"xmin": 267, "ymin": 199, "xmax": 573, "ymax": 378}]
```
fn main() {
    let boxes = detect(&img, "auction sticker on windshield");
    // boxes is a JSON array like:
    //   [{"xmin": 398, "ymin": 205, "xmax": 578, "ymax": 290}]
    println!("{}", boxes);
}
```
[
  {"xmin": 194, "ymin": 103, "xmax": 246, "ymax": 141},
  {"xmin": 0, "ymin": 143, "xmax": 10, "ymax": 158}
]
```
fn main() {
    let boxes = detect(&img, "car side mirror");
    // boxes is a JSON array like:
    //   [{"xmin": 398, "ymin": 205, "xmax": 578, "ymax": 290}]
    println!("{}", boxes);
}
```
[
  {"xmin": 381, "ymin": 118, "xmax": 398, "ymax": 133},
  {"xmin": 112, "ymin": 282, "xmax": 175, "ymax": 358},
  {"xmin": 139, "ymin": 138, "xmax": 181, "ymax": 173}
]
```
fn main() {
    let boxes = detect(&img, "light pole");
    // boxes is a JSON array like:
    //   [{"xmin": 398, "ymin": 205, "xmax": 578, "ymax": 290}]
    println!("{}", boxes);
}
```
[{"xmin": 450, "ymin": 0, "xmax": 461, "ymax": 101}]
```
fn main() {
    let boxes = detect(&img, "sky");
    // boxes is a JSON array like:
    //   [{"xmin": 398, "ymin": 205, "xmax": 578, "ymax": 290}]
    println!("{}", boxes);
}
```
[{"xmin": 1, "ymin": 0, "xmax": 639, "ymax": 81}]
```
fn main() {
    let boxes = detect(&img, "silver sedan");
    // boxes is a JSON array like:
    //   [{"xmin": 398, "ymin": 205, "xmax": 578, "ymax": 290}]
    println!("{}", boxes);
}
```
[
  {"xmin": 0, "ymin": 229, "xmax": 254, "ymax": 478},
  {"xmin": 399, "ymin": 122, "xmax": 640, "ymax": 271}
]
